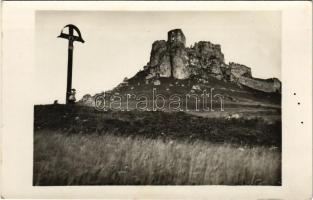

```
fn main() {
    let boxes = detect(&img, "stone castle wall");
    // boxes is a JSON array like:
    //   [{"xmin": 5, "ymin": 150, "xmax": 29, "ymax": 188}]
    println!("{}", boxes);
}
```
[
  {"xmin": 168, "ymin": 29, "xmax": 186, "ymax": 47},
  {"xmin": 228, "ymin": 62, "xmax": 252, "ymax": 82},
  {"xmin": 238, "ymin": 77, "xmax": 281, "ymax": 93}
]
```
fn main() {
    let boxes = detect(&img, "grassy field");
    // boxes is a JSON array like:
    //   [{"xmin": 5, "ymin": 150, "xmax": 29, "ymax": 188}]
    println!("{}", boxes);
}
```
[
  {"xmin": 34, "ymin": 105, "xmax": 281, "ymax": 185},
  {"xmin": 34, "ymin": 105, "xmax": 281, "ymax": 147},
  {"xmin": 33, "ymin": 130, "xmax": 281, "ymax": 186}
]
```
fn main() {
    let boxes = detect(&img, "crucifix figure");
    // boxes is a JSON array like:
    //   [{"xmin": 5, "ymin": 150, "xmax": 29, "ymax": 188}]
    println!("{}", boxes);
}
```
[{"xmin": 58, "ymin": 24, "xmax": 85, "ymax": 104}]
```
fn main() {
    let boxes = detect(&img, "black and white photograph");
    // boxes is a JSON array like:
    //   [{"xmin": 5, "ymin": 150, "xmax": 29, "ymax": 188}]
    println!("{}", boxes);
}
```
[
  {"xmin": 1, "ymin": 1, "xmax": 312, "ymax": 199},
  {"xmin": 33, "ymin": 11, "xmax": 282, "ymax": 186}
]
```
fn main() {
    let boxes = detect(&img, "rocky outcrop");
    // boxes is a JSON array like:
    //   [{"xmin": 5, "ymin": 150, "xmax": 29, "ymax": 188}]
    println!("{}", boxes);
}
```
[
  {"xmin": 148, "ymin": 40, "xmax": 171, "ymax": 78},
  {"xmin": 146, "ymin": 30, "xmax": 226, "ymax": 81},
  {"xmin": 130, "ymin": 29, "xmax": 281, "ymax": 93},
  {"xmin": 147, "ymin": 29, "xmax": 190, "ymax": 79},
  {"xmin": 187, "ymin": 41, "xmax": 225, "ymax": 80}
]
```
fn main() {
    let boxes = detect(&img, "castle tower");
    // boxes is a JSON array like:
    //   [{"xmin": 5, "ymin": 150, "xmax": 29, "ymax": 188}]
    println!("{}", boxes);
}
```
[
  {"xmin": 167, "ymin": 29, "xmax": 187, "ymax": 78},
  {"xmin": 167, "ymin": 29, "xmax": 186, "ymax": 48}
]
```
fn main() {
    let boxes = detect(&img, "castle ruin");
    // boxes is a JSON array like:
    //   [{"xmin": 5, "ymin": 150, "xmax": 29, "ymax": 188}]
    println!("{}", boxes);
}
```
[{"xmin": 142, "ymin": 29, "xmax": 281, "ymax": 93}]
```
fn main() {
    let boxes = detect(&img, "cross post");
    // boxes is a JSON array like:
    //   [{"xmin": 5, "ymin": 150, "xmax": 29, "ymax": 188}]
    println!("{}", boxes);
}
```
[{"xmin": 58, "ymin": 24, "xmax": 85, "ymax": 104}]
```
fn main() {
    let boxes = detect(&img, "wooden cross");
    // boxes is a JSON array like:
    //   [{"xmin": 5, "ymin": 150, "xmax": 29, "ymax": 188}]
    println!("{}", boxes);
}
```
[{"xmin": 58, "ymin": 24, "xmax": 85, "ymax": 104}]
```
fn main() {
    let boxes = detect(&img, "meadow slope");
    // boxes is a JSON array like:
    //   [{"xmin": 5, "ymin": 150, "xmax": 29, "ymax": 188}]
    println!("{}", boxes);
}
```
[
  {"xmin": 33, "ymin": 104, "xmax": 281, "ymax": 185},
  {"xmin": 34, "ymin": 131, "xmax": 281, "ymax": 185}
]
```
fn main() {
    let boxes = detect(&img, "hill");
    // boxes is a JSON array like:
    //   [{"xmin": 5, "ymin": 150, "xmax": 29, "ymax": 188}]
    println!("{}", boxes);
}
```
[{"xmin": 78, "ymin": 29, "xmax": 281, "ymax": 112}]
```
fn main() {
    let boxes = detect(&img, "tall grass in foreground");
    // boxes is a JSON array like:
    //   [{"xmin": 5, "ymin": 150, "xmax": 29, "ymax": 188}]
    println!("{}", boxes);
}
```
[{"xmin": 33, "ymin": 131, "xmax": 281, "ymax": 185}]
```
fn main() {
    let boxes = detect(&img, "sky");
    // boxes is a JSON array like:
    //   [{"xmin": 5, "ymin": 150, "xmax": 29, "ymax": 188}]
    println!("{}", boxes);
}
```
[{"xmin": 35, "ymin": 11, "xmax": 281, "ymax": 104}]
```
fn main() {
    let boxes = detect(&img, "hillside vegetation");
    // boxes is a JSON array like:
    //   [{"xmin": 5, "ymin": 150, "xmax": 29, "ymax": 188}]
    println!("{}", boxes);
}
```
[
  {"xmin": 34, "ymin": 105, "xmax": 281, "ymax": 147},
  {"xmin": 34, "ymin": 130, "xmax": 281, "ymax": 185},
  {"xmin": 34, "ymin": 104, "xmax": 281, "ymax": 185}
]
